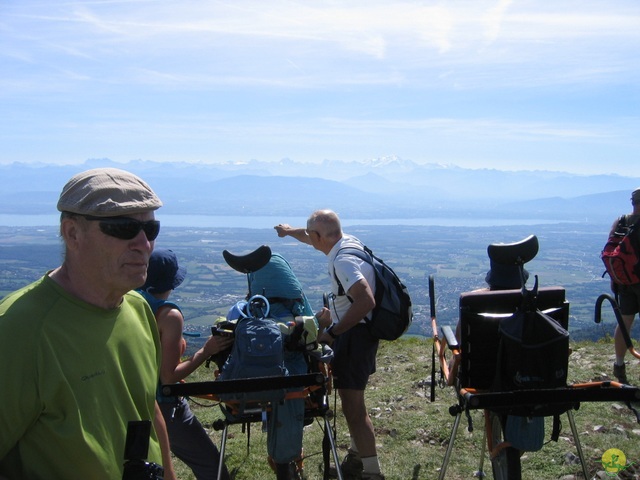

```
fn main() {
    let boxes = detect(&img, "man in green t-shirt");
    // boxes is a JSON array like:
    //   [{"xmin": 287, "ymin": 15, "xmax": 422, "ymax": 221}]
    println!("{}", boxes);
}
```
[{"xmin": 0, "ymin": 168, "xmax": 176, "ymax": 480}]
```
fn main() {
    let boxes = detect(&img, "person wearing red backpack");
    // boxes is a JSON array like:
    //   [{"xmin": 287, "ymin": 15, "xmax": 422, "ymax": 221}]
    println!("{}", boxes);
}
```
[{"xmin": 610, "ymin": 187, "xmax": 640, "ymax": 384}]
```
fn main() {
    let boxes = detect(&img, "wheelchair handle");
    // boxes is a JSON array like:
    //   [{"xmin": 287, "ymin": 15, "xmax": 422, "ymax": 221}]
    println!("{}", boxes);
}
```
[
  {"xmin": 429, "ymin": 275, "xmax": 437, "ymax": 402},
  {"xmin": 429, "ymin": 274, "xmax": 436, "ymax": 320},
  {"xmin": 248, "ymin": 294, "xmax": 270, "ymax": 318},
  {"xmin": 595, "ymin": 293, "xmax": 635, "ymax": 351}
]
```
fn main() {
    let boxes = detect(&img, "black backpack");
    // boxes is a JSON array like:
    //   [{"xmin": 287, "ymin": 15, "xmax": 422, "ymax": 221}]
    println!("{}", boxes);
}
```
[
  {"xmin": 492, "ymin": 277, "xmax": 571, "ymax": 448},
  {"xmin": 333, "ymin": 245, "xmax": 413, "ymax": 341},
  {"xmin": 493, "ymin": 277, "xmax": 570, "ymax": 414}
]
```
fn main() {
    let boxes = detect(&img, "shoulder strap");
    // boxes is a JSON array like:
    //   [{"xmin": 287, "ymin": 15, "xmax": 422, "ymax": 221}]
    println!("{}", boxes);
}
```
[
  {"xmin": 619, "ymin": 215, "xmax": 640, "ymax": 239},
  {"xmin": 139, "ymin": 290, "xmax": 181, "ymax": 315},
  {"xmin": 620, "ymin": 215, "xmax": 629, "ymax": 227},
  {"xmin": 332, "ymin": 246, "xmax": 373, "ymax": 297},
  {"xmin": 335, "ymin": 246, "xmax": 372, "ymax": 266}
]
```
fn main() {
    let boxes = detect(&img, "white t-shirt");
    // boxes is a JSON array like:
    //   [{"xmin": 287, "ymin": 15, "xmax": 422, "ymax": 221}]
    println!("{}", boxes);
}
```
[{"xmin": 327, "ymin": 234, "xmax": 376, "ymax": 324}]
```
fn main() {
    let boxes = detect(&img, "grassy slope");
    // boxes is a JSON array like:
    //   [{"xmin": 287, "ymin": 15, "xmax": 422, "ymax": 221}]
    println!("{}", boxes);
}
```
[{"xmin": 172, "ymin": 338, "xmax": 640, "ymax": 480}]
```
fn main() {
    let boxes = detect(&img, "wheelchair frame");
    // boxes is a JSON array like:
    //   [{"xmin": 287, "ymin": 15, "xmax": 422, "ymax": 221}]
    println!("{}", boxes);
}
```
[
  {"xmin": 430, "ymin": 235, "xmax": 640, "ymax": 479},
  {"xmin": 162, "ymin": 372, "xmax": 343, "ymax": 480},
  {"xmin": 161, "ymin": 245, "xmax": 343, "ymax": 480}
]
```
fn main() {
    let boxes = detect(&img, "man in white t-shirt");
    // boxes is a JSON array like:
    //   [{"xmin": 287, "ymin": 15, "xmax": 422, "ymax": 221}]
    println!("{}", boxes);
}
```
[{"xmin": 275, "ymin": 210, "xmax": 384, "ymax": 480}]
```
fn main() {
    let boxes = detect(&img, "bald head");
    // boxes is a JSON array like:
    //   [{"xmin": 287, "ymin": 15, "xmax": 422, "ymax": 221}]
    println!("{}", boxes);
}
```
[{"xmin": 307, "ymin": 210, "xmax": 342, "ymax": 240}]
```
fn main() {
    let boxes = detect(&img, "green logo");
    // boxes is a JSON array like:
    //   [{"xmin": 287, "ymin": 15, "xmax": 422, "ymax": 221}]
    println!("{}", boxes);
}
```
[{"xmin": 601, "ymin": 448, "xmax": 636, "ymax": 477}]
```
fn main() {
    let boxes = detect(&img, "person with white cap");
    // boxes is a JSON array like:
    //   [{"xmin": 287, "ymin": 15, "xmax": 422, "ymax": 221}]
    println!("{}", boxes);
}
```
[
  {"xmin": 0, "ymin": 168, "xmax": 176, "ymax": 479},
  {"xmin": 610, "ymin": 187, "xmax": 640, "ymax": 384},
  {"xmin": 139, "ymin": 248, "xmax": 233, "ymax": 480}
]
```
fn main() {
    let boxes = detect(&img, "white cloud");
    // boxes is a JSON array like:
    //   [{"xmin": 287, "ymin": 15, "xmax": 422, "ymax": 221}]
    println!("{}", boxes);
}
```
[
  {"xmin": 482, "ymin": 0, "xmax": 512, "ymax": 45},
  {"xmin": 1, "ymin": 0, "xmax": 639, "ymax": 174},
  {"xmin": 4, "ymin": 1, "xmax": 638, "ymax": 90}
]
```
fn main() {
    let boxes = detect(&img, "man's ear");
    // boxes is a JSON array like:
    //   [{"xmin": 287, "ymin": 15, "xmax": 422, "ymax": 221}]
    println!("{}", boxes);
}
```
[{"xmin": 60, "ymin": 217, "xmax": 83, "ymax": 249}]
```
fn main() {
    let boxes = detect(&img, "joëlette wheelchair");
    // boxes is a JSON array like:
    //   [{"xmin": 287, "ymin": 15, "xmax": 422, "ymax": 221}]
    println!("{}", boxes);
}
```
[
  {"xmin": 430, "ymin": 235, "xmax": 640, "ymax": 480},
  {"xmin": 162, "ymin": 245, "xmax": 343, "ymax": 480}
]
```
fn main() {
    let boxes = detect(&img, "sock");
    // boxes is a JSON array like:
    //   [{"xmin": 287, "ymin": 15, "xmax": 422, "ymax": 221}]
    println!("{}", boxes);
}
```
[
  {"xmin": 361, "ymin": 455, "xmax": 381, "ymax": 474},
  {"xmin": 615, "ymin": 356, "xmax": 625, "ymax": 366},
  {"xmin": 349, "ymin": 438, "xmax": 359, "ymax": 457}
]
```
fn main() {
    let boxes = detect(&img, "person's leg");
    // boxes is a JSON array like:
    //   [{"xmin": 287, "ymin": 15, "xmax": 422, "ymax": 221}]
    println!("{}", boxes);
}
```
[
  {"xmin": 614, "ymin": 314, "xmax": 635, "ymax": 362},
  {"xmin": 613, "ymin": 285, "xmax": 639, "ymax": 384},
  {"xmin": 269, "ymin": 351, "xmax": 306, "ymax": 479},
  {"xmin": 613, "ymin": 314, "xmax": 634, "ymax": 383},
  {"xmin": 338, "ymin": 388, "xmax": 377, "ymax": 458},
  {"xmin": 160, "ymin": 399, "xmax": 230, "ymax": 480},
  {"xmin": 338, "ymin": 388, "xmax": 383, "ymax": 477},
  {"xmin": 331, "ymin": 325, "xmax": 382, "ymax": 477}
]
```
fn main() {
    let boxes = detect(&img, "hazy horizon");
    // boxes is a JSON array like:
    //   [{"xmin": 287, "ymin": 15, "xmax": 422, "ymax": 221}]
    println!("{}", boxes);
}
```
[
  {"xmin": 0, "ymin": 213, "xmax": 586, "ymax": 229},
  {"xmin": 1, "ymin": 158, "xmax": 638, "ymax": 224}
]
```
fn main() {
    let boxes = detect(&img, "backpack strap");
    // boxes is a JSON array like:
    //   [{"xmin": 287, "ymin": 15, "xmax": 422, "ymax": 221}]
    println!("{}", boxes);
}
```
[
  {"xmin": 617, "ymin": 214, "xmax": 640, "ymax": 246},
  {"xmin": 332, "ymin": 246, "xmax": 369, "ymax": 295},
  {"xmin": 619, "ymin": 215, "xmax": 629, "ymax": 229},
  {"xmin": 332, "ymin": 245, "xmax": 375, "ymax": 296},
  {"xmin": 331, "ymin": 246, "xmax": 375, "ymax": 322},
  {"xmin": 618, "ymin": 214, "xmax": 639, "ymax": 230},
  {"xmin": 138, "ymin": 290, "xmax": 182, "ymax": 315},
  {"xmin": 332, "ymin": 269, "xmax": 348, "ymax": 298}
]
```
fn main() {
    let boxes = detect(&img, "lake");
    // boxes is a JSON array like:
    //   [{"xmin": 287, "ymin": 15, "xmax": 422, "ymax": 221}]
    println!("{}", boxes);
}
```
[{"xmin": 0, "ymin": 214, "xmax": 578, "ymax": 229}]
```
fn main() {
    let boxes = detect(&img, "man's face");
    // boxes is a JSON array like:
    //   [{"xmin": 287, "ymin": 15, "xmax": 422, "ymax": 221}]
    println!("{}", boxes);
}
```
[
  {"xmin": 76, "ymin": 212, "xmax": 157, "ymax": 297},
  {"xmin": 306, "ymin": 223, "xmax": 323, "ymax": 252}
]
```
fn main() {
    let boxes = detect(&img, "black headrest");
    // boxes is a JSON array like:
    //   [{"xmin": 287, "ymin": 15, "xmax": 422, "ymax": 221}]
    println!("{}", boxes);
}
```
[
  {"xmin": 223, "ymin": 245, "xmax": 272, "ymax": 274},
  {"xmin": 487, "ymin": 235, "xmax": 538, "ymax": 266}
]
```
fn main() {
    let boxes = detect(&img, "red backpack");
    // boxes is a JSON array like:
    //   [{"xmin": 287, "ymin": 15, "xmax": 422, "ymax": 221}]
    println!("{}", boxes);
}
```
[{"xmin": 601, "ymin": 215, "xmax": 640, "ymax": 285}]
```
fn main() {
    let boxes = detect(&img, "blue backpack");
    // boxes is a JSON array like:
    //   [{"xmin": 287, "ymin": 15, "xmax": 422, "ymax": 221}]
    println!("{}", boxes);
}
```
[{"xmin": 217, "ymin": 297, "xmax": 287, "ymax": 403}]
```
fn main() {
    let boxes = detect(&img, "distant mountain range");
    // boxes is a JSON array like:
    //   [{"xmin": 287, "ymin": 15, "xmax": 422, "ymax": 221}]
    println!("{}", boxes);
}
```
[{"xmin": 1, "ymin": 157, "xmax": 638, "ymax": 221}]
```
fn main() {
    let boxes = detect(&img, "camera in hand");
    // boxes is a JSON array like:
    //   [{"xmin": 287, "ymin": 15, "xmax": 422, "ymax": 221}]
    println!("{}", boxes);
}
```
[
  {"xmin": 206, "ymin": 321, "xmax": 236, "ymax": 368},
  {"xmin": 211, "ymin": 319, "xmax": 236, "ymax": 338},
  {"xmin": 122, "ymin": 421, "xmax": 164, "ymax": 480}
]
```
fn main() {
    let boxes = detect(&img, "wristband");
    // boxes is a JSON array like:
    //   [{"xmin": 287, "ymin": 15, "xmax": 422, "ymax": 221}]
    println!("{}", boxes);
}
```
[{"xmin": 326, "ymin": 324, "xmax": 339, "ymax": 339}]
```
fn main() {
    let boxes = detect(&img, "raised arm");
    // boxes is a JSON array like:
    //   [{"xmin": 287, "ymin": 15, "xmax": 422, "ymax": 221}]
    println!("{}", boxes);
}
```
[{"xmin": 274, "ymin": 223, "xmax": 312, "ymax": 245}]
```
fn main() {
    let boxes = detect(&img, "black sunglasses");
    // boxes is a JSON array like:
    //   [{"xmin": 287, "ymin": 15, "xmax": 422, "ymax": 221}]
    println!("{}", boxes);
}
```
[{"xmin": 83, "ymin": 216, "xmax": 160, "ymax": 241}]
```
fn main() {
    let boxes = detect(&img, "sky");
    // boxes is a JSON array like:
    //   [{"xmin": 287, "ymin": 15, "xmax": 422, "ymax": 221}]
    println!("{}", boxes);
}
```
[{"xmin": 1, "ymin": 0, "xmax": 639, "ymax": 175}]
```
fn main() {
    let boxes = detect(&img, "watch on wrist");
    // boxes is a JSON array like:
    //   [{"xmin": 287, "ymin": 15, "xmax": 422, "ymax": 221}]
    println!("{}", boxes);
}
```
[{"xmin": 326, "ymin": 324, "xmax": 338, "ymax": 339}]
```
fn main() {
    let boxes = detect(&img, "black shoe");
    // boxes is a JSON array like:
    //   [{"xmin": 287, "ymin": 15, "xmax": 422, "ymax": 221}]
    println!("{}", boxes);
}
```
[
  {"xmin": 361, "ymin": 473, "xmax": 385, "ymax": 480},
  {"xmin": 275, "ymin": 462, "xmax": 301, "ymax": 480},
  {"xmin": 326, "ymin": 451, "xmax": 363, "ymax": 479},
  {"xmin": 613, "ymin": 363, "xmax": 629, "ymax": 384}
]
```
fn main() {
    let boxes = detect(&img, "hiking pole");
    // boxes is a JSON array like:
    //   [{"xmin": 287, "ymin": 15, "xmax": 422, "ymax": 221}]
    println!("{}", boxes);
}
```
[{"xmin": 429, "ymin": 275, "xmax": 436, "ymax": 402}]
